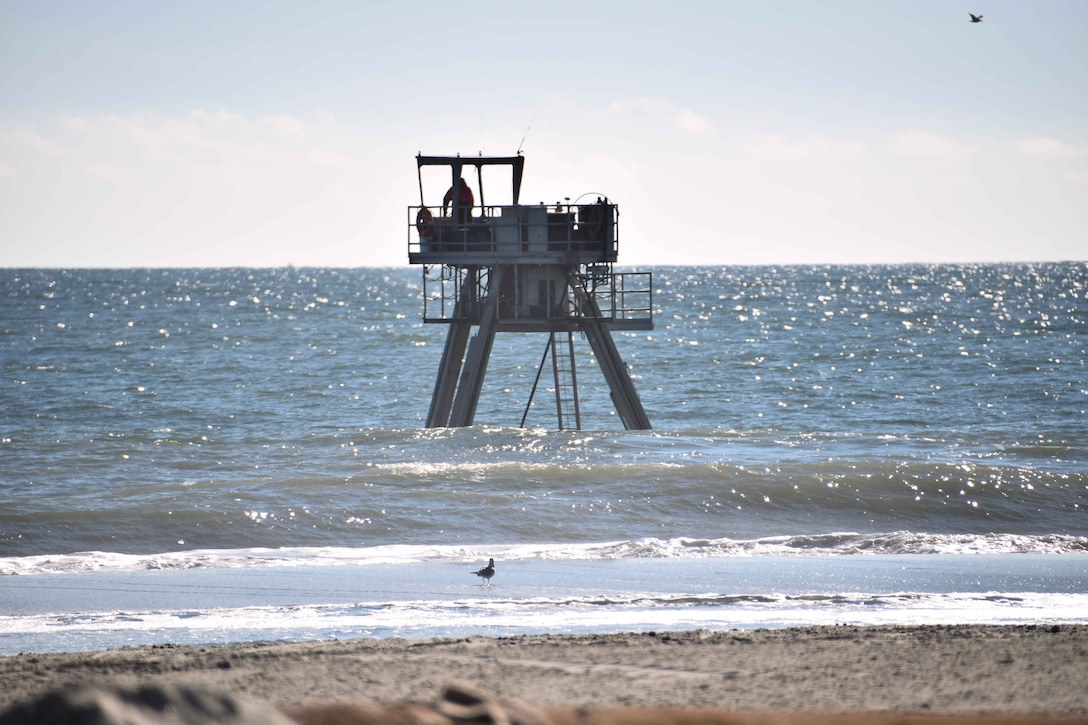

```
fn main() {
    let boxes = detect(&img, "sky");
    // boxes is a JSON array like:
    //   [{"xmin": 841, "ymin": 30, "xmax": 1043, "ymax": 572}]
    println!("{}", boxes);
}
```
[{"xmin": 1, "ymin": 0, "xmax": 1085, "ymax": 268}]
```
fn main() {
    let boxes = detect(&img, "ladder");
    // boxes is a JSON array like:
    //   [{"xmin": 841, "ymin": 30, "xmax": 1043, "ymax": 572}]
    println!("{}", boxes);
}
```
[
  {"xmin": 550, "ymin": 331, "xmax": 581, "ymax": 430},
  {"xmin": 521, "ymin": 330, "xmax": 581, "ymax": 430}
]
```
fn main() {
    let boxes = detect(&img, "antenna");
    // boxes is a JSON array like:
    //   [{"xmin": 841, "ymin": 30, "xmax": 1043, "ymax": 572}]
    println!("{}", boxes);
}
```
[{"xmin": 517, "ymin": 107, "xmax": 539, "ymax": 155}]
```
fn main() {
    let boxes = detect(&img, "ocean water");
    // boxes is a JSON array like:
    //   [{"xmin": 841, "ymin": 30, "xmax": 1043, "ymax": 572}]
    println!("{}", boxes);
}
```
[{"xmin": 1, "ymin": 264, "xmax": 1086, "ymax": 654}]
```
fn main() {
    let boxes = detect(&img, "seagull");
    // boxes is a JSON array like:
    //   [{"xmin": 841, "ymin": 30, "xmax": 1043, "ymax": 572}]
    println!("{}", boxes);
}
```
[
  {"xmin": 969, "ymin": 13, "xmax": 983, "ymax": 22},
  {"xmin": 473, "ymin": 558, "xmax": 495, "ymax": 586}
]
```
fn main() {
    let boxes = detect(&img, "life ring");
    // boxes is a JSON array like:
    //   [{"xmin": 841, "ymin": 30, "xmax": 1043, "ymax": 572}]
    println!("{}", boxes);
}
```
[{"xmin": 416, "ymin": 207, "xmax": 435, "ymax": 240}]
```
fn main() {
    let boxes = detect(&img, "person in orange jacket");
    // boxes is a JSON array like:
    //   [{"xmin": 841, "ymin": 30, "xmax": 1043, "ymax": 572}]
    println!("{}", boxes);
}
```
[{"xmin": 443, "ymin": 178, "xmax": 474, "ymax": 224}]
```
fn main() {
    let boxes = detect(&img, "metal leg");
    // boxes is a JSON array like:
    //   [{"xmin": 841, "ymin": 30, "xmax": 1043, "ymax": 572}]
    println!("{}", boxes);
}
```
[
  {"xmin": 426, "ymin": 268, "xmax": 479, "ymax": 428},
  {"xmin": 426, "ymin": 321, "xmax": 471, "ymax": 427},
  {"xmin": 568, "ymin": 272, "xmax": 651, "ymax": 430},
  {"xmin": 448, "ymin": 268, "xmax": 505, "ymax": 427}
]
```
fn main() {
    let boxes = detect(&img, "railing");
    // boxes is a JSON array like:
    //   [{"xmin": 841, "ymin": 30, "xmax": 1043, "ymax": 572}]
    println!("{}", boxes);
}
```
[
  {"xmin": 421, "ymin": 264, "xmax": 488, "ymax": 323},
  {"xmin": 420, "ymin": 264, "xmax": 652, "ymax": 329},
  {"xmin": 408, "ymin": 203, "xmax": 619, "ymax": 262},
  {"xmin": 577, "ymin": 269, "xmax": 653, "ymax": 324}
]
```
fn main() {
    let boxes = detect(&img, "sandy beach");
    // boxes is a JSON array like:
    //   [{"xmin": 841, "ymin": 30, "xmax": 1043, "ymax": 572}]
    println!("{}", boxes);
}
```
[{"xmin": 2, "ymin": 625, "xmax": 1086, "ymax": 721}]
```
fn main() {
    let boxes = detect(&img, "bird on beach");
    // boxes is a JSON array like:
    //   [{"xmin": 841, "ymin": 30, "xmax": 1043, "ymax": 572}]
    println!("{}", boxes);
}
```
[
  {"xmin": 969, "ymin": 13, "xmax": 983, "ymax": 23},
  {"xmin": 473, "ymin": 558, "xmax": 495, "ymax": 586}
]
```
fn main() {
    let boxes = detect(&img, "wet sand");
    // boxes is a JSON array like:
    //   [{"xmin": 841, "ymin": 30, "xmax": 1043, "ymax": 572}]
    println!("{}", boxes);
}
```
[{"xmin": 1, "ymin": 625, "xmax": 1086, "ymax": 717}]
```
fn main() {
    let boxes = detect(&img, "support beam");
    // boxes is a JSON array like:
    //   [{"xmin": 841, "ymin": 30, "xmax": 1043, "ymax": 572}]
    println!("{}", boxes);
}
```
[
  {"xmin": 425, "ymin": 268, "xmax": 480, "ymax": 428},
  {"xmin": 448, "ymin": 268, "xmax": 505, "ymax": 427},
  {"xmin": 568, "ymin": 272, "xmax": 652, "ymax": 430},
  {"xmin": 425, "ymin": 320, "xmax": 471, "ymax": 427}
]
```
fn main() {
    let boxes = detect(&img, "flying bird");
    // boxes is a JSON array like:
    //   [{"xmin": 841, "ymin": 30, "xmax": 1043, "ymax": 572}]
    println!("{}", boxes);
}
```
[
  {"xmin": 969, "ymin": 13, "xmax": 983, "ymax": 22},
  {"xmin": 473, "ymin": 558, "xmax": 495, "ymax": 586}
]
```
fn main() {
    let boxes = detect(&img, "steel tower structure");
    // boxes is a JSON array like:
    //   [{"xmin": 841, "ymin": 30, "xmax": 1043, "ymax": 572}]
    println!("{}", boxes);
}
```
[{"xmin": 408, "ymin": 154, "xmax": 652, "ymax": 430}]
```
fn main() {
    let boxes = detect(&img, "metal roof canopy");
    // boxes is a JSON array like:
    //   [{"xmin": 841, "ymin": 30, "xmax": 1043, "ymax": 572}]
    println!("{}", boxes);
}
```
[{"xmin": 416, "ymin": 154, "xmax": 526, "ymax": 206}]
